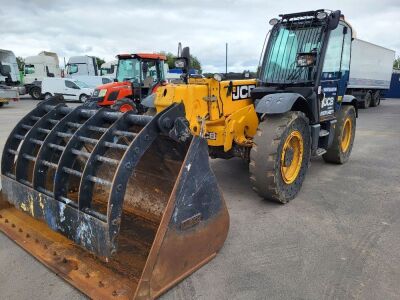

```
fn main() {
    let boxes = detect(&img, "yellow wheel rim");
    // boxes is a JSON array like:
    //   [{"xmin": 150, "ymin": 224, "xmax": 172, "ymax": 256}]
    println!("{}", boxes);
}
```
[
  {"xmin": 341, "ymin": 118, "xmax": 352, "ymax": 152},
  {"xmin": 280, "ymin": 131, "xmax": 304, "ymax": 184}
]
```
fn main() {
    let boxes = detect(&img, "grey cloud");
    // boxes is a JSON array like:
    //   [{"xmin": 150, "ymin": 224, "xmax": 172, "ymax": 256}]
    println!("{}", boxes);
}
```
[{"xmin": 0, "ymin": 0, "xmax": 398, "ymax": 72}]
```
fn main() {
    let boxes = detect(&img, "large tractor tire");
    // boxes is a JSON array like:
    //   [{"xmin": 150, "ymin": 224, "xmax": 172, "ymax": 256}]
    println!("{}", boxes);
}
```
[
  {"xmin": 111, "ymin": 98, "xmax": 138, "ymax": 113},
  {"xmin": 249, "ymin": 111, "xmax": 311, "ymax": 204},
  {"xmin": 370, "ymin": 91, "xmax": 381, "ymax": 107},
  {"xmin": 360, "ymin": 91, "xmax": 371, "ymax": 109},
  {"xmin": 323, "ymin": 105, "xmax": 356, "ymax": 164}
]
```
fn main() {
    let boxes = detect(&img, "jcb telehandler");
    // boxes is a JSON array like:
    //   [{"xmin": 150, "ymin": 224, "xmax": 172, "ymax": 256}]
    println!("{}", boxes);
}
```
[
  {"xmin": 144, "ymin": 9, "xmax": 358, "ymax": 203},
  {"xmin": 0, "ymin": 9, "xmax": 356, "ymax": 300}
]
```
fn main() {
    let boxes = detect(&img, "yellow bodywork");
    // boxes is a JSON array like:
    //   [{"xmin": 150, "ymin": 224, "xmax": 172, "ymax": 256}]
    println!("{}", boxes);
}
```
[{"xmin": 154, "ymin": 77, "xmax": 259, "ymax": 152}]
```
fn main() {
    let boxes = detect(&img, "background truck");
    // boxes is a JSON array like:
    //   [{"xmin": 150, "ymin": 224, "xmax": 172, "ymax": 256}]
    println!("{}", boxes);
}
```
[
  {"xmin": 347, "ymin": 38, "xmax": 395, "ymax": 108},
  {"xmin": 0, "ymin": 49, "xmax": 20, "ymax": 86},
  {"xmin": 100, "ymin": 60, "xmax": 117, "ymax": 79},
  {"xmin": 0, "ymin": 84, "xmax": 19, "ymax": 107},
  {"xmin": 65, "ymin": 55, "xmax": 99, "ymax": 77},
  {"xmin": 24, "ymin": 51, "xmax": 62, "ymax": 100}
]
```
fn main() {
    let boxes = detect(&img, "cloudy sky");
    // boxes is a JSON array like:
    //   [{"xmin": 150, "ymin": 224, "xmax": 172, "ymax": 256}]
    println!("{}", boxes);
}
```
[{"xmin": 1, "ymin": 0, "xmax": 399, "ymax": 72}]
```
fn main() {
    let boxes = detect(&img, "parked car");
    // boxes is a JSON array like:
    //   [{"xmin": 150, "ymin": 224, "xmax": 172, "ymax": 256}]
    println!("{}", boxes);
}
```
[
  {"xmin": 41, "ymin": 78, "xmax": 94, "ymax": 102},
  {"xmin": 72, "ymin": 75, "xmax": 112, "ymax": 87}
]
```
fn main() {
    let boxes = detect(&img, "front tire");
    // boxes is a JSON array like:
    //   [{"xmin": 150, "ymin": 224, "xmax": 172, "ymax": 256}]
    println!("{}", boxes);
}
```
[
  {"xmin": 111, "ymin": 98, "xmax": 138, "ymax": 113},
  {"xmin": 249, "ymin": 111, "xmax": 311, "ymax": 204},
  {"xmin": 323, "ymin": 105, "xmax": 356, "ymax": 164}
]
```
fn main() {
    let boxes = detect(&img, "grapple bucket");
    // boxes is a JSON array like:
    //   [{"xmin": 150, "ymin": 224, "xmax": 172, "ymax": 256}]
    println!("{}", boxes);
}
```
[{"xmin": 0, "ymin": 98, "xmax": 229, "ymax": 299}]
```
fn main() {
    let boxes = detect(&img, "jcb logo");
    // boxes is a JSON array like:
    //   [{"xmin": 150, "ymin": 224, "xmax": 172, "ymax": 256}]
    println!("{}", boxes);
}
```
[
  {"xmin": 232, "ymin": 84, "xmax": 255, "ymax": 101},
  {"xmin": 321, "ymin": 96, "xmax": 334, "ymax": 108}
]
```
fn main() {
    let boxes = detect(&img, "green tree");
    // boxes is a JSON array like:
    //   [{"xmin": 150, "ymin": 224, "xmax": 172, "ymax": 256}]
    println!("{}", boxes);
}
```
[
  {"xmin": 161, "ymin": 52, "xmax": 202, "ymax": 73},
  {"xmin": 394, "ymin": 56, "xmax": 400, "ymax": 69},
  {"xmin": 95, "ymin": 57, "xmax": 106, "ymax": 69},
  {"xmin": 190, "ymin": 55, "xmax": 202, "ymax": 73},
  {"xmin": 16, "ymin": 56, "xmax": 25, "ymax": 71}
]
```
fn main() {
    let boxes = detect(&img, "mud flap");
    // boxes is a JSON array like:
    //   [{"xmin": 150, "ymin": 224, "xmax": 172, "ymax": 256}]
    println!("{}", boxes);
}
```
[{"xmin": 0, "ymin": 98, "xmax": 229, "ymax": 299}]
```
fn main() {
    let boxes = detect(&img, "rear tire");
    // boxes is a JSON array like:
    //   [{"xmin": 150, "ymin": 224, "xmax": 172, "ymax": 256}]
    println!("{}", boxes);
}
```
[
  {"xmin": 111, "ymin": 98, "xmax": 138, "ymax": 113},
  {"xmin": 360, "ymin": 91, "xmax": 371, "ymax": 109},
  {"xmin": 370, "ymin": 91, "xmax": 381, "ymax": 107},
  {"xmin": 249, "ymin": 111, "xmax": 311, "ymax": 204},
  {"xmin": 30, "ymin": 87, "xmax": 42, "ymax": 100},
  {"xmin": 79, "ymin": 94, "xmax": 89, "ymax": 103},
  {"xmin": 323, "ymin": 105, "xmax": 356, "ymax": 164}
]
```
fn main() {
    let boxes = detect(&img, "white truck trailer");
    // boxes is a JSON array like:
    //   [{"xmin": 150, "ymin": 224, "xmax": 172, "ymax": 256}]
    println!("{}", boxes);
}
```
[
  {"xmin": 348, "ymin": 39, "xmax": 395, "ymax": 108},
  {"xmin": 24, "ymin": 51, "xmax": 61, "ymax": 99}
]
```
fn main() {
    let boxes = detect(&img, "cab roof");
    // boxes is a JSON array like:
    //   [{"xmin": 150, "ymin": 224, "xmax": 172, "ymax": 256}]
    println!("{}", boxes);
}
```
[{"xmin": 117, "ymin": 53, "xmax": 167, "ymax": 61}]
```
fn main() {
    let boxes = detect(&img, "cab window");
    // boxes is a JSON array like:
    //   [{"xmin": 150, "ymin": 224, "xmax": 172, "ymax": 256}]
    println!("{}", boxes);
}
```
[
  {"xmin": 68, "ymin": 64, "xmax": 78, "ymax": 75},
  {"xmin": 25, "ymin": 64, "xmax": 35, "ymax": 75},
  {"xmin": 65, "ymin": 80, "xmax": 79, "ymax": 89},
  {"xmin": 322, "ymin": 24, "xmax": 346, "ymax": 78}
]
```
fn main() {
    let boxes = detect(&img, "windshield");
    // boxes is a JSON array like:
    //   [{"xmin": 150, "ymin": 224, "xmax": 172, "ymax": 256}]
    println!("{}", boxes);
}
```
[
  {"xmin": 74, "ymin": 80, "xmax": 89, "ymax": 88},
  {"xmin": 100, "ymin": 65, "xmax": 115, "ymax": 76},
  {"xmin": 261, "ymin": 22, "xmax": 324, "ymax": 84},
  {"xmin": 25, "ymin": 64, "xmax": 35, "ymax": 75},
  {"xmin": 117, "ymin": 58, "xmax": 141, "ymax": 83},
  {"xmin": 67, "ymin": 64, "xmax": 78, "ymax": 75}
]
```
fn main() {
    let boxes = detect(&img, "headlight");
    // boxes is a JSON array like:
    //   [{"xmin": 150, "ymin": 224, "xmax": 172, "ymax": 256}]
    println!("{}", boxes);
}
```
[
  {"xmin": 92, "ymin": 89, "xmax": 99, "ymax": 97},
  {"xmin": 269, "ymin": 18, "xmax": 279, "ymax": 26},
  {"xmin": 316, "ymin": 12, "xmax": 328, "ymax": 20},
  {"xmin": 99, "ymin": 89, "xmax": 107, "ymax": 97},
  {"xmin": 175, "ymin": 59, "xmax": 186, "ymax": 68},
  {"xmin": 213, "ymin": 74, "xmax": 223, "ymax": 82}
]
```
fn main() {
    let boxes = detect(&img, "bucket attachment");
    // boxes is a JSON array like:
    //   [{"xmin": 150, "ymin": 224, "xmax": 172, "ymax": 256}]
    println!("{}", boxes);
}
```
[{"xmin": 0, "ymin": 98, "xmax": 229, "ymax": 299}]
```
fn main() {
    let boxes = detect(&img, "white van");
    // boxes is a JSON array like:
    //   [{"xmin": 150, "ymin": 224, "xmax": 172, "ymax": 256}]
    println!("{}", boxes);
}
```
[
  {"xmin": 72, "ymin": 75, "xmax": 112, "ymax": 88},
  {"xmin": 41, "ymin": 78, "xmax": 94, "ymax": 102}
]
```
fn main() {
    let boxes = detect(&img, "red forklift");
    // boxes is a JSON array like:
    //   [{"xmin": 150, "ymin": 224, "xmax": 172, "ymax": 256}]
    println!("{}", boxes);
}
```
[{"xmin": 91, "ymin": 53, "xmax": 167, "ymax": 112}]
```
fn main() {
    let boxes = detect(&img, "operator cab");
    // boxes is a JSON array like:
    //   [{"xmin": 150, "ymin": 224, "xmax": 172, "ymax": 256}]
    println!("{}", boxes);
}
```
[
  {"xmin": 93, "ymin": 53, "xmax": 166, "ymax": 112},
  {"xmin": 252, "ymin": 10, "xmax": 353, "ymax": 124},
  {"xmin": 116, "ymin": 53, "xmax": 166, "ymax": 97}
]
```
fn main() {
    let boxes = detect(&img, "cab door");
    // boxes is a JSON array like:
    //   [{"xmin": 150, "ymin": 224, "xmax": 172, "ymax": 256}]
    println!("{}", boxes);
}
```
[
  {"xmin": 64, "ymin": 80, "xmax": 80, "ymax": 100},
  {"xmin": 320, "ymin": 22, "xmax": 352, "ymax": 120}
]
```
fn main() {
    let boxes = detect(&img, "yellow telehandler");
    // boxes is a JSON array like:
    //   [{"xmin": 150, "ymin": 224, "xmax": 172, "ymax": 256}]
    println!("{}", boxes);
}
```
[
  {"xmin": 144, "ymin": 9, "xmax": 357, "ymax": 203},
  {"xmin": 0, "ymin": 9, "xmax": 357, "ymax": 300}
]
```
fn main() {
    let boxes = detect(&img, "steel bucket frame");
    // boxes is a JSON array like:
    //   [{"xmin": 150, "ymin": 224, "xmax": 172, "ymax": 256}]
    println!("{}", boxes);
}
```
[{"xmin": 0, "ymin": 98, "xmax": 229, "ymax": 299}]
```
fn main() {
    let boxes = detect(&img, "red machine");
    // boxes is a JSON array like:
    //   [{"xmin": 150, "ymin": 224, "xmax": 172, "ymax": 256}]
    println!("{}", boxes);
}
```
[{"xmin": 92, "ymin": 53, "xmax": 167, "ymax": 112}]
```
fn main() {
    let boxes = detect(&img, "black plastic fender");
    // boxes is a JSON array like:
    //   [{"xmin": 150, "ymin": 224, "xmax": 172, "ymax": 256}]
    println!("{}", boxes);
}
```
[
  {"xmin": 254, "ymin": 92, "xmax": 306, "ymax": 114},
  {"xmin": 342, "ymin": 94, "xmax": 358, "ymax": 117}
]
